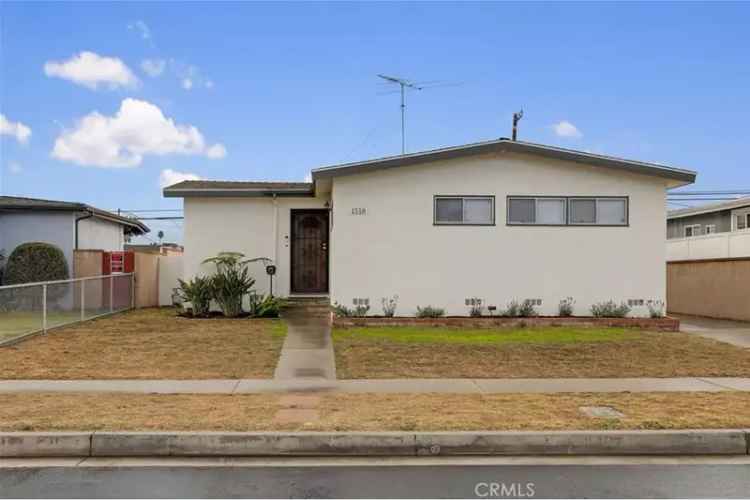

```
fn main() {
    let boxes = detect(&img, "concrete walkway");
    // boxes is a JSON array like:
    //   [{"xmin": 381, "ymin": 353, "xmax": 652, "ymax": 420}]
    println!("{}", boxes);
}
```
[
  {"xmin": 1, "ymin": 377, "xmax": 749, "ymax": 394},
  {"xmin": 677, "ymin": 315, "xmax": 750, "ymax": 348},
  {"xmin": 272, "ymin": 311, "xmax": 336, "ymax": 388}
]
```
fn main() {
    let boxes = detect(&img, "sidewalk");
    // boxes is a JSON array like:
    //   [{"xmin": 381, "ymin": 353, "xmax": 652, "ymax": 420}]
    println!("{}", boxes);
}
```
[{"xmin": 1, "ymin": 377, "xmax": 749, "ymax": 394}]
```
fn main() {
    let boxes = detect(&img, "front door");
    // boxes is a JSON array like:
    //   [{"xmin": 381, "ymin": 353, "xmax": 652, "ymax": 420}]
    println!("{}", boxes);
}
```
[{"xmin": 290, "ymin": 210, "xmax": 329, "ymax": 294}]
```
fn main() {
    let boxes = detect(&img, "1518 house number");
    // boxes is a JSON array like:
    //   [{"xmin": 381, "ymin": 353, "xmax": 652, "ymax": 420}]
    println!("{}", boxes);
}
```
[{"xmin": 351, "ymin": 207, "xmax": 367, "ymax": 215}]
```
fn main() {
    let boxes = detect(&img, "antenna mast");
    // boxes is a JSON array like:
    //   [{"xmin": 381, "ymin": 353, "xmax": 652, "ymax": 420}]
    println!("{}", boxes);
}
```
[{"xmin": 377, "ymin": 74, "xmax": 422, "ymax": 154}]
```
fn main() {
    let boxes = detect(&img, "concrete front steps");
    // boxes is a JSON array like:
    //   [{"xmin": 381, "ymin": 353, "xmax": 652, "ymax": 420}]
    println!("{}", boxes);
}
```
[{"xmin": 280, "ymin": 296, "xmax": 331, "ymax": 319}]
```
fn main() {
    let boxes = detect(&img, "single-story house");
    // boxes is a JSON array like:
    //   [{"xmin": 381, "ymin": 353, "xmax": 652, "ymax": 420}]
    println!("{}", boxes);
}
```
[
  {"xmin": 667, "ymin": 196, "xmax": 750, "ymax": 238},
  {"xmin": 0, "ymin": 196, "xmax": 149, "ymax": 275},
  {"xmin": 164, "ymin": 138, "xmax": 696, "ymax": 317}
]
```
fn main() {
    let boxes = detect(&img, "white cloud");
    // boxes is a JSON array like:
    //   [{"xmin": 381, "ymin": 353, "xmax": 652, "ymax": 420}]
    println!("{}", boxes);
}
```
[
  {"xmin": 159, "ymin": 169, "xmax": 201, "ymax": 188},
  {"xmin": 141, "ymin": 58, "xmax": 166, "ymax": 77},
  {"xmin": 205, "ymin": 80, "xmax": 214, "ymax": 89},
  {"xmin": 0, "ymin": 114, "xmax": 31, "ymax": 144},
  {"xmin": 205, "ymin": 143, "xmax": 226, "ymax": 159},
  {"xmin": 44, "ymin": 51, "xmax": 139, "ymax": 90},
  {"xmin": 8, "ymin": 161, "xmax": 22, "ymax": 174},
  {"xmin": 181, "ymin": 78, "xmax": 193, "ymax": 90},
  {"xmin": 128, "ymin": 20, "xmax": 151, "ymax": 40},
  {"xmin": 52, "ymin": 98, "xmax": 227, "ymax": 168},
  {"xmin": 552, "ymin": 120, "xmax": 583, "ymax": 139},
  {"xmin": 170, "ymin": 60, "xmax": 212, "ymax": 90}
]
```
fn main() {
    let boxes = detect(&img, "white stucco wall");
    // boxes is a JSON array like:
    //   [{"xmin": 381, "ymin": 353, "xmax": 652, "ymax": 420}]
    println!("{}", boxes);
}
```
[
  {"xmin": 0, "ymin": 212, "xmax": 76, "ymax": 274},
  {"xmin": 329, "ymin": 152, "xmax": 669, "ymax": 317},
  {"xmin": 183, "ymin": 196, "xmax": 328, "ymax": 297},
  {"xmin": 77, "ymin": 216, "xmax": 125, "ymax": 251}
]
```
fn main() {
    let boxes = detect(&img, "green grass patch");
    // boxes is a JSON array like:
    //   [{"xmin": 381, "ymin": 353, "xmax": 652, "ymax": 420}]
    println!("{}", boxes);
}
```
[
  {"xmin": 0, "ymin": 311, "xmax": 82, "ymax": 340},
  {"xmin": 268, "ymin": 319, "xmax": 288, "ymax": 338},
  {"xmin": 333, "ymin": 326, "xmax": 642, "ymax": 345}
]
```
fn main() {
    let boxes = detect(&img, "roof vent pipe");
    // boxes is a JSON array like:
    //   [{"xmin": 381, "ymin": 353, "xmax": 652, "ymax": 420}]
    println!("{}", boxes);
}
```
[{"xmin": 512, "ymin": 110, "xmax": 523, "ymax": 141}]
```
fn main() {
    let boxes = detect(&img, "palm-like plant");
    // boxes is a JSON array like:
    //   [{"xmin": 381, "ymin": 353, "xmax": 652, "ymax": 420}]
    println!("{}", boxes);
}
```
[
  {"xmin": 202, "ymin": 252, "xmax": 271, "ymax": 318},
  {"xmin": 177, "ymin": 276, "xmax": 213, "ymax": 317}
]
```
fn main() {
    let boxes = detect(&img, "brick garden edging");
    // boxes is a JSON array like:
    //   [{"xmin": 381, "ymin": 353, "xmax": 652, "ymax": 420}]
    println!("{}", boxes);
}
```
[{"xmin": 333, "ymin": 316, "xmax": 680, "ymax": 331}]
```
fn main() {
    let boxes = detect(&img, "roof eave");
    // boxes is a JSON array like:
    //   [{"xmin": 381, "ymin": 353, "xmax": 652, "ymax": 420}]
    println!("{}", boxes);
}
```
[
  {"xmin": 163, "ymin": 188, "xmax": 316, "ymax": 198},
  {"xmin": 311, "ymin": 139, "xmax": 697, "ymax": 184}
]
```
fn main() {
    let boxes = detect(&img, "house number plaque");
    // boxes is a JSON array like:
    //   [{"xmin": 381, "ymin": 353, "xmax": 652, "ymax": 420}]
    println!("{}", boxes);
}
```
[{"xmin": 351, "ymin": 207, "xmax": 367, "ymax": 216}]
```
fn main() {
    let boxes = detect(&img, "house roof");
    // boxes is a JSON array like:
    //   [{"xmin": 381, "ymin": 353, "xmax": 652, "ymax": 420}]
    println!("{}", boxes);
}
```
[
  {"xmin": 667, "ymin": 196, "xmax": 750, "ymax": 220},
  {"xmin": 311, "ymin": 138, "xmax": 697, "ymax": 185},
  {"xmin": 163, "ymin": 180, "xmax": 314, "ymax": 198},
  {"xmin": 0, "ymin": 196, "xmax": 150, "ymax": 234}
]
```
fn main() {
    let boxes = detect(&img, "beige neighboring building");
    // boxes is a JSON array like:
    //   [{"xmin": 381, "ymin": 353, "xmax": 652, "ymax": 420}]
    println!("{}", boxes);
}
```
[{"xmin": 164, "ymin": 138, "xmax": 696, "ymax": 317}]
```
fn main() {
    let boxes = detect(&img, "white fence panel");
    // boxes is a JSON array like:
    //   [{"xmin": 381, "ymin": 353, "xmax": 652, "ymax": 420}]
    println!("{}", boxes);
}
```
[
  {"xmin": 159, "ymin": 255, "xmax": 183, "ymax": 306},
  {"xmin": 667, "ymin": 229, "xmax": 750, "ymax": 261}
]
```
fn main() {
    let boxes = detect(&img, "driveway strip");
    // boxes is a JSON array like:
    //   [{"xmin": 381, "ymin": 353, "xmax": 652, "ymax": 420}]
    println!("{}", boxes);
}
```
[{"xmin": 0, "ymin": 377, "xmax": 749, "ymax": 394}]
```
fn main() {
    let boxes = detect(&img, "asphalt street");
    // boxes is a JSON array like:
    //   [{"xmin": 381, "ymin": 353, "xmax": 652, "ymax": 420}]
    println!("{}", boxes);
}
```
[{"xmin": 2, "ymin": 456, "xmax": 750, "ymax": 498}]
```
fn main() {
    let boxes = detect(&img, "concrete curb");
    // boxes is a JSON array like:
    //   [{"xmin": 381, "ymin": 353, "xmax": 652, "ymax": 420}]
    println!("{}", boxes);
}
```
[{"xmin": 1, "ymin": 430, "xmax": 748, "ymax": 458}]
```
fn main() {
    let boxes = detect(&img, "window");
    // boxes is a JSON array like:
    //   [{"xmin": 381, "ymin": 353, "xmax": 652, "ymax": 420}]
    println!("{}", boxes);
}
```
[
  {"xmin": 704, "ymin": 225, "xmax": 716, "ymax": 235},
  {"xmin": 569, "ymin": 197, "xmax": 628, "ymax": 226},
  {"xmin": 736, "ymin": 213, "xmax": 749, "ymax": 231},
  {"xmin": 684, "ymin": 224, "xmax": 701, "ymax": 237},
  {"xmin": 507, "ymin": 197, "xmax": 566, "ymax": 225},
  {"xmin": 434, "ymin": 196, "xmax": 494, "ymax": 225},
  {"xmin": 508, "ymin": 196, "xmax": 628, "ymax": 226}
]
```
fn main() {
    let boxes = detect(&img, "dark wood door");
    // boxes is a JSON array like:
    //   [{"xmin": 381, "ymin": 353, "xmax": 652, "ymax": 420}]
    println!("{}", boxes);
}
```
[{"xmin": 290, "ymin": 210, "xmax": 329, "ymax": 294}]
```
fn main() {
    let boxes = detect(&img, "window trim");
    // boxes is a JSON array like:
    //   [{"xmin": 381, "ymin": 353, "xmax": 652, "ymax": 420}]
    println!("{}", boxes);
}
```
[
  {"xmin": 704, "ymin": 224, "xmax": 716, "ymax": 235},
  {"xmin": 506, "ymin": 195, "xmax": 629, "ymax": 227},
  {"xmin": 684, "ymin": 224, "xmax": 701, "ymax": 237},
  {"xmin": 506, "ymin": 196, "xmax": 567, "ymax": 226},
  {"xmin": 433, "ymin": 195, "xmax": 496, "ymax": 226}
]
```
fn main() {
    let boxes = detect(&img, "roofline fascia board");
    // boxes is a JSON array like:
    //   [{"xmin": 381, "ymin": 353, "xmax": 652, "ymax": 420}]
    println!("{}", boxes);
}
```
[
  {"xmin": 667, "ymin": 201, "xmax": 750, "ymax": 220},
  {"xmin": 88, "ymin": 211, "xmax": 149, "ymax": 233},
  {"xmin": 311, "ymin": 139, "xmax": 696, "ymax": 184},
  {"xmin": 163, "ymin": 188, "xmax": 315, "ymax": 198}
]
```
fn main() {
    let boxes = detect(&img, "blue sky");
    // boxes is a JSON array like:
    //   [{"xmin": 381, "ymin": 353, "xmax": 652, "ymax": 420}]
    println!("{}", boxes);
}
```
[{"xmin": 1, "ymin": 2, "xmax": 748, "ymax": 243}]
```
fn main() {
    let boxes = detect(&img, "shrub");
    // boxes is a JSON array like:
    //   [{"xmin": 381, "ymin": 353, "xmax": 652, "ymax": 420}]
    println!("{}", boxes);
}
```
[
  {"xmin": 502, "ymin": 300, "xmax": 520, "ymax": 317},
  {"xmin": 416, "ymin": 305, "xmax": 445, "ymax": 318},
  {"xmin": 590, "ymin": 300, "xmax": 631, "ymax": 318},
  {"xmin": 647, "ymin": 300, "xmax": 665, "ymax": 318},
  {"xmin": 518, "ymin": 299, "xmax": 538, "ymax": 317},
  {"xmin": 202, "ymin": 252, "xmax": 270, "ymax": 318},
  {"xmin": 332, "ymin": 302, "xmax": 354, "ymax": 317},
  {"xmin": 558, "ymin": 297, "xmax": 575, "ymax": 317},
  {"xmin": 502, "ymin": 299, "xmax": 537, "ymax": 317},
  {"xmin": 467, "ymin": 297, "xmax": 484, "ymax": 317},
  {"xmin": 353, "ymin": 304, "xmax": 370, "ymax": 317},
  {"xmin": 0, "ymin": 249, "xmax": 5, "ymax": 285},
  {"xmin": 253, "ymin": 294, "xmax": 284, "ymax": 318},
  {"xmin": 4, "ymin": 242, "xmax": 69, "ymax": 285},
  {"xmin": 381, "ymin": 295, "xmax": 399, "ymax": 317},
  {"xmin": 177, "ymin": 276, "xmax": 213, "ymax": 317}
]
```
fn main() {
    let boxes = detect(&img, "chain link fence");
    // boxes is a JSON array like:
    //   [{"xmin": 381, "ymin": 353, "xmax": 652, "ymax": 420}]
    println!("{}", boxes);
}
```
[{"xmin": 0, "ymin": 273, "xmax": 134, "ymax": 345}]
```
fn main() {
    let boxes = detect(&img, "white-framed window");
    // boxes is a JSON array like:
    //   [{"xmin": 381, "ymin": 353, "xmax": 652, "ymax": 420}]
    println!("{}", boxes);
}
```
[
  {"xmin": 568, "ymin": 197, "xmax": 628, "ymax": 226},
  {"xmin": 733, "ymin": 211, "xmax": 750, "ymax": 231},
  {"xmin": 684, "ymin": 224, "xmax": 701, "ymax": 237},
  {"xmin": 704, "ymin": 225, "xmax": 716, "ymax": 235},
  {"xmin": 434, "ymin": 196, "xmax": 495, "ymax": 225},
  {"xmin": 507, "ymin": 196, "xmax": 628, "ymax": 226},
  {"xmin": 507, "ymin": 197, "xmax": 567, "ymax": 225}
]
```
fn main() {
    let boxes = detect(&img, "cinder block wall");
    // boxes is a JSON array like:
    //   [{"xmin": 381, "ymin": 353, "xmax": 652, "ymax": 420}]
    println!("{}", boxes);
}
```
[{"xmin": 667, "ymin": 258, "xmax": 750, "ymax": 321}]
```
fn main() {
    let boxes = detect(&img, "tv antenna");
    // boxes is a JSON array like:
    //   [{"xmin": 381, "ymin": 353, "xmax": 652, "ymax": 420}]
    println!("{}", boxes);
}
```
[{"xmin": 377, "ymin": 74, "xmax": 462, "ymax": 154}]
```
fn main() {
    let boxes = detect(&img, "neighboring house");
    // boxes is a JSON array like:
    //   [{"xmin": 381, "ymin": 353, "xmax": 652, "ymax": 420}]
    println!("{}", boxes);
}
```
[
  {"xmin": 0, "ymin": 196, "xmax": 149, "ymax": 276},
  {"xmin": 666, "ymin": 197, "xmax": 750, "ymax": 262},
  {"xmin": 164, "ymin": 138, "xmax": 696, "ymax": 317},
  {"xmin": 667, "ymin": 197, "xmax": 750, "ymax": 239},
  {"xmin": 125, "ymin": 243, "xmax": 184, "ymax": 256}
]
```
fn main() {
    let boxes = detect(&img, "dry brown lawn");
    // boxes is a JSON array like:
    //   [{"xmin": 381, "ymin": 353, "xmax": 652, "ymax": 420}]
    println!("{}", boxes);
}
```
[
  {"xmin": 1, "ymin": 392, "xmax": 748, "ymax": 431},
  {"xmin": 0, "ymin": 308, "xmax": 286, "ymax": 379},
  {"xmin": 334, "ymin": 328, "xmax": 750, "ymax": 379}
]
